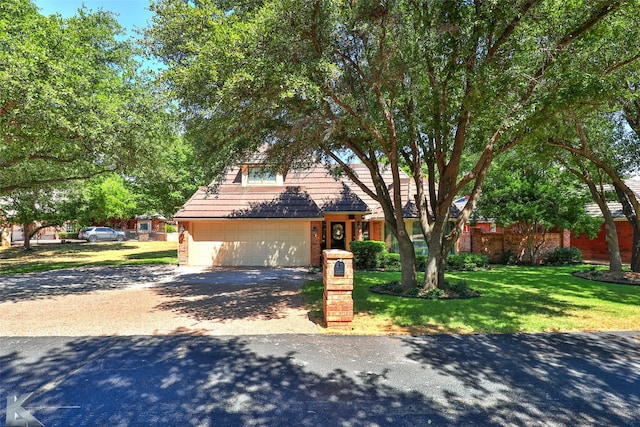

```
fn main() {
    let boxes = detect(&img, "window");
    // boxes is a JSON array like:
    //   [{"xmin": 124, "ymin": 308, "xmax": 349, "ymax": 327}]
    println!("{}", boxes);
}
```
[
  {"xmin": 138, "ymin": 221, "xmax": 151, "ymax": 232},
  {"xmin": 248, "ymin": 167, "xmax": 277, "ymax": 184}
]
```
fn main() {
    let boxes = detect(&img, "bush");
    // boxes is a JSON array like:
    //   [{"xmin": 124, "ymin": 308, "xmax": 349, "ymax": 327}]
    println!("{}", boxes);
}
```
[
  {"xmin": 381, "ymin": 252, "xmax": 402, "ymax": 270},
  {"xmin": 500, "ymin": 249, "xmax": 518, "ymax": 265},
  {"xmin": 446, "ymin": 253, "xmax": 489, "ymax": 271},
  {"xmin": 58, "ymin": 232, "xmax": 78, "ymax": 240},
  {"xmin": 416, "ymin": 255, "xmax": 427, "ymax": 271},
  {"xmin": 545, "ymin": 247, "xmax": 583, "ymax": 265},
  {"xmin": 165, "ymin": 224, "xmax": 177, "ymax": 233},
  {"xmin": 350, "ymin": 240, "xmax": 386, "ymax": 269}
]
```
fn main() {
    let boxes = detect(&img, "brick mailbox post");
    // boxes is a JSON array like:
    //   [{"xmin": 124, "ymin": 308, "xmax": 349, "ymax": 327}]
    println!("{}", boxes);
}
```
[{"xmin": 322, "ymin": 249, "xmax": 354, "ymax": 328}]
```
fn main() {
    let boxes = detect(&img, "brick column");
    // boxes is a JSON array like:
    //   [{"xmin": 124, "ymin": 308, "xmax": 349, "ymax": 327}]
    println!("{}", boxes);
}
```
[
  {"xmin": 323, "ymin": 249, "xmax": 354, "ymax": 329},
  {"xmin": 178, "ymin": 227, "xmax": 189, "ymax": 265}
]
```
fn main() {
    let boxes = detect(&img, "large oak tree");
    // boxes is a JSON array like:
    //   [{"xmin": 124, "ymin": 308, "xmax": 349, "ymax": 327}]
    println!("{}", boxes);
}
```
[
  {"xmin": 1, "ymin": 0, "xmax": 173, "ymax": 194},
  {"xmin": 147, "ymin": 0, "xmax": 640, "ymax": 290}
]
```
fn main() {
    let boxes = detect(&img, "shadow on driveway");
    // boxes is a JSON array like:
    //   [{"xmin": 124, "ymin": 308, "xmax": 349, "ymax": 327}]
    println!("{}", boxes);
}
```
[{"xmin": 155, "ymin": 268, "xmax": 317, "ymax": 322}]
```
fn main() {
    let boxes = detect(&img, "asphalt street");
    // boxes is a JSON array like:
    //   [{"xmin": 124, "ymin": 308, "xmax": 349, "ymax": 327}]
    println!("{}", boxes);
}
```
[{"xmin": 1, "ymin": 332, "xmax": 639, "ymax": 426}]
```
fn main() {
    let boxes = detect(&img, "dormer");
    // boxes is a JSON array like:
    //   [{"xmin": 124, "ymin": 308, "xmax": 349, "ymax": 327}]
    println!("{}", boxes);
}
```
[{"xmin": 241, "ymin": 165, "xmax": 284, "ymax": 186}]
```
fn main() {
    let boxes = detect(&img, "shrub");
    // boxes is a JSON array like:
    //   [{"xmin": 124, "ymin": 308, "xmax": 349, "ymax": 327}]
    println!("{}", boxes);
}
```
[
  {"xmin": 446, "ymin": 253, "xmax": 489, "ymax": 271},
  {"xmin": 418, "ymin": 287, "xmax": 445, "ymax": 299},
  {"xmin": 500, "ymin": 249, "xmax": 518, "ymax": 265},
  {"xmin": 58, "ymin": 232, "xmax": 78, "ymax": 240},
  {"xmin": 416, "ymin": 255, "xmax": 427, "ymax": 271},
  {"xmin": 165, "ymin": 224, "xmax": 177, "ymax": 233},
  {"xmin": 545, "ymin": 247, "xmax": 583, "ymax": 265},
  {"xmin": 381, "ymin": 252, "xmax": 402, "ymax": 270},
  {"xmin": 350, "ymin": 240, "xmax": 386, "ymax": 269}
]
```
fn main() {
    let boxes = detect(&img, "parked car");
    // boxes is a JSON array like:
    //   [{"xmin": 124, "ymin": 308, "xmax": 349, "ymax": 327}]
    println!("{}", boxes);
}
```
[{"xmin": 79, "ymin": 226, "xmax": 126, "ymax": 242}]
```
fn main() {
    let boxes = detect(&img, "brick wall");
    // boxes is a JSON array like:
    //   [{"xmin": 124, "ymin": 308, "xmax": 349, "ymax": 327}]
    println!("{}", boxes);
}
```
[
  {"xmin": 470, "ymin": 227, "xmax": 562, "ymax": 263},
  {"xmin": 572, "ymin": 221, "xmax": 634, "ymax": 263}
]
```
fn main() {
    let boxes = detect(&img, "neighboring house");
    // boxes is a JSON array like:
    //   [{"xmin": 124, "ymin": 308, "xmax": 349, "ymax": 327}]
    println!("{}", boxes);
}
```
[
  {"xmin": 126, "ymin": 214, "xmax": 171, "ymax": 234},
  {"xmin": 175, "ymin": 161, "xmax": 437, "ymax": 267},
  {"xmin": 571, "ymin": 179, "xmax": 640, "ymax": 264}
]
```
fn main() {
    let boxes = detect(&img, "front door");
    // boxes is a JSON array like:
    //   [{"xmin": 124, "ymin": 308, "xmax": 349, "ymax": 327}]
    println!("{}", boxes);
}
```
[{"xmin": 331, "ymin": 222, "xmax": 346, "ymax": 250}]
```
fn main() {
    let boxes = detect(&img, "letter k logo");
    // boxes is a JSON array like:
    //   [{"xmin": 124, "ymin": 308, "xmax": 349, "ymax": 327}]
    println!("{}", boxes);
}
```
[{"xmin": 6, "ymin": 393, "xmax": 44, "ymax": 427}]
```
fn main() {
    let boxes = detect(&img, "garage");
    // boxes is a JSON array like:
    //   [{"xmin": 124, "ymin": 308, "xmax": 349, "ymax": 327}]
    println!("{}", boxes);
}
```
[{"xmin": 189, "ymin": 220, "xmax": 310, "ymax": 267}]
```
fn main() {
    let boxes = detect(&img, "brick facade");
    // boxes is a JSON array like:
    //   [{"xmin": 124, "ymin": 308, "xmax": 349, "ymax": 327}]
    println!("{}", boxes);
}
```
[{"xmin": 572, "ymin": 221, "xmax": 634, "ymax": 263}]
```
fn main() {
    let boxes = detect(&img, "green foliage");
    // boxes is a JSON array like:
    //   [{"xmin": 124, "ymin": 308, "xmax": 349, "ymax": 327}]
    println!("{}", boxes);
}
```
[
  {"xmin": 446, "ymin": 254, "xmax": 489, "ymax": 271},
  {"xmin": 147, "ymin": 0, "xmax": 640, "ymax": 289},
  {"xmin": 350, "ymin": 240, "xmax": 386, "ymax": 270},
  {"xmin": 476, "ymin": 150, "xmax": 600, "ymax": 264},
  {"xmin": 545, "ymin": 247, "xmax": 583, "ymax": 265},
  {"xmin": 84, "ymin": 174, "xmax": 137, "ymax": 225},
  {"xmin": 381, "ymin": 253, "xmax": 402, "ymax": 271},
  {"xmin": 301, "ymin": 267, "xmax": 640, "ymax": 333},
  {"xmin": 500, "ymin": 250, "xmax": 518, "ymax": 266},
  {"xmin": 1, "ymin": 0, "xmax": 181, "ymax": 210}
]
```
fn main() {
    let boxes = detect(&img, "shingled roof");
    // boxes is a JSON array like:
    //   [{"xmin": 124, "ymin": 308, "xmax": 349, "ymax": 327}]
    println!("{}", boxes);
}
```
[
  {"xmin": 583, "ymin": 179, "xmax": 640, "ymax": 219},
  {"xmin": 175, "ymin": 163, "xmax": 379, "ymax": 219}
]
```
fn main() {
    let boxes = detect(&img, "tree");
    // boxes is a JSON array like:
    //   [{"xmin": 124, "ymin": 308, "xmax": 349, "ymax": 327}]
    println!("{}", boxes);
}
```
[
  {"xmin": 1, "ymin": 0, "xmax": 174, "ymax": 195},
  {"xmin": 146, "ymin": 0, "xmax": 640, "ymax": 290},
  {"xmin": 82, "ymin": 175, "xmax": 138, "ymax": 228},
  {"xmin": 0, "ymin": 185, "xmax": 76, "ymax": 249},
  {"xmin": 475, "ymin": 151, "xmax": 599, "ymax": 264},
  {"xmin": 549, "ymin": 110, "xmax": 640, "ymax": 271}
]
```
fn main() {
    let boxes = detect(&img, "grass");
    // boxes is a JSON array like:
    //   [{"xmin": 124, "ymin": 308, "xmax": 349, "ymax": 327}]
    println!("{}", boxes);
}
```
[
  {"xmin": 0, "ymin": 241, "xmax": 178, "ymax": 275},
  {"xmin": 301, "ymin": 265, "xmax": 640, "ymax": 335}
]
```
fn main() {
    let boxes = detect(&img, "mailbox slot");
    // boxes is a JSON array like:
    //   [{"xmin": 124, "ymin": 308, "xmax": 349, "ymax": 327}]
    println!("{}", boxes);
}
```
[{"xmin": 334, "ymin": 259, "xmax": 345, "ymax": 276}]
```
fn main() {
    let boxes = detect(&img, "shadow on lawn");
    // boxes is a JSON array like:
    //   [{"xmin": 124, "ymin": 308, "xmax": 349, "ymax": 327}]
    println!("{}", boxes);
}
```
[
  {"xmin": 0, "ymin": 243, "xmax": 139, "ymax": 260},
  {"xmin": 354, "ymin": 266, "xmax": 640, "ymax": 333}
]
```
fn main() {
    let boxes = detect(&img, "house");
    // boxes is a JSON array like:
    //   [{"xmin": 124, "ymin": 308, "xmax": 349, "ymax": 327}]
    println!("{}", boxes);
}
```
[
  {"xmin": 571, "ymin": 179, "xmax": 640, "ymax": 264},
  {"xmin": 174, "ymin": 161, "xmax": 433, "ymax": 267}
]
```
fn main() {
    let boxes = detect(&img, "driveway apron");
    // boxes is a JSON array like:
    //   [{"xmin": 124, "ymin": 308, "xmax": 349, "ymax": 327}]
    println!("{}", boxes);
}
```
[{"xmin": 0, "ymin": 266, "xmax": 321, "ymax": 336}]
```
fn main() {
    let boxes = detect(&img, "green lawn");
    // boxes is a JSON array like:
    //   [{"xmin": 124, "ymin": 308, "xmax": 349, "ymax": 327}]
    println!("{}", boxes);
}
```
[
  {"xmin": 0, "ymin": 241, "xmax": 178, "ymax": 275},
  {"xmin": 302, "ymin": 266, "xmax": 640, "ymax": 334}
]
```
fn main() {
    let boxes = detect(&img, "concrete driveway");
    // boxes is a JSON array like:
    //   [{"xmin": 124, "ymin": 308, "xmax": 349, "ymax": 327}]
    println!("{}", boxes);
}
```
[{"xmin": 0, "ymin": 265, "xmax": 322, "ymax": 336}]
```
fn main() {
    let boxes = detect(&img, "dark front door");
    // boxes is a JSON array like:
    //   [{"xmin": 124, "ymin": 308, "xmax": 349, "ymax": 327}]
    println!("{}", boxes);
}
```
[{"xmin": 331, "ymin": 222, "xmax": 346, "ymax": 250}]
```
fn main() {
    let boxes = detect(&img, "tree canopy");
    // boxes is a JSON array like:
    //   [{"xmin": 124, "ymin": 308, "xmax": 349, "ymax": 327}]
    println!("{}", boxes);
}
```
[
  {"xmin": 147, "ymin": 0, "xmax": 640, "ymax": 289},
  {"xmin": 0, "ymin": 0, "xmax": 175, "ymax": 195},
  {"xmin": 475, "ymin": 150, "xmax": 599, "ymax": 264}
]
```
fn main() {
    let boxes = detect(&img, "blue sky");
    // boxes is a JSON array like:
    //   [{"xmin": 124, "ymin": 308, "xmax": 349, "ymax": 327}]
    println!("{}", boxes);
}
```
[{"xmin": 34, "ymin": 0, "xmax": 153, "ymax": 36}]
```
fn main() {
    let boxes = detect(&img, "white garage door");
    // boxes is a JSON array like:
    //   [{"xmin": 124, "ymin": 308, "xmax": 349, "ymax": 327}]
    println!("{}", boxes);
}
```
[{"xmin": 190, "ymin": 220, "xmax": 310, "ymax": 267}]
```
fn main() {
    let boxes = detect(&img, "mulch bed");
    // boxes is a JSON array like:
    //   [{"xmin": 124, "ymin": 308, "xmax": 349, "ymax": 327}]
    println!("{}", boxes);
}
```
[
  {"xmin": 573, "ymin": 270, "xmax": 640, "ymax": 286},
  {"xmin": 369, "ymin": 281, "xmax": 481, "ymax": 299}
]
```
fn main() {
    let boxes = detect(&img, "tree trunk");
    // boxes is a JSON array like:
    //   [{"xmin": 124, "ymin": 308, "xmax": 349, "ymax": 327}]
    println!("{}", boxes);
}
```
[
  {"xmin": 631, "ymin": 226, "xmax": 640, "ymax": 272},
  {"xmin": 614, "ymin": 184, "xmax": 640, "ymax": 272},
  {"xmin": 526, "ymin": 232, "xmax": 536, "ymax": 265},
  {"xmin": 22, "ymin": 222, "xmax": 32, "ymax": 250},
  {"xmin": 396, "ymin": 228, "xmax": 418, "ymax": 291},
  {"xmin": 421, "ymin": 220, "xmax": 449, "ymax": 291},
  {"xmin": 602, "ymin": 211, "xmax": 623, "ymax": 272},
  {"xmin": 423, "ymin": 247, "xmax": 446, "ymax": 292},
  {"xmin": 585, "ymin": 177, "xmax": 623, "ymax": 272}
]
